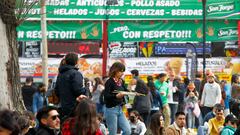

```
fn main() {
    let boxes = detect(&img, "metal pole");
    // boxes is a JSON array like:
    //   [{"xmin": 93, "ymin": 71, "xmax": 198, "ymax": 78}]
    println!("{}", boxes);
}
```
[
  {"xmin": 102, "ymin": 20, "xmax": 108, "ymax": 77},
  {"xmin": 102, "ymin": 0, "xmax": 118, "ymax": 77},
  {"xmin": 202, "ymin": 0, "xmax": 207, "ymax": 79},
  {"xmin": 40, "ymin": 0, "xmax": 48, "ymax": 87}
]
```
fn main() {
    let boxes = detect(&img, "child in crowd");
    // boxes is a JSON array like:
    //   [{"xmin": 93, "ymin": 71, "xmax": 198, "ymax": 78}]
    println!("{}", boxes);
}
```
[
  {"xmin": 97, "ymin": 114, "xmax": 108, "ymax": 135},
  {"xmin": 184, "ymin": 82, "xmax": 200, "ymax": 128}
]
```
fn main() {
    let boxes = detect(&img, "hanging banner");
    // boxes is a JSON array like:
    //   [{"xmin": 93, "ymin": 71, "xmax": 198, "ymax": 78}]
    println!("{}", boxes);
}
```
[
  {"xmin": 110, "ymin": 57, "xmax": 240, "ymax": 83},
  {"xmin": 16, "ymin": 0, "xmax": 240, "ymax": 20},
  {"xmin": 19, "ymin": 58, "xmax": 102, "ymax": 80},
  {"xmin": 108, "ymin": 20, "xmax": 238, "ymax": 42},
  {"xmin": 108, "ymin": 42, "xmax": 138, "ymax": 58},
  {"xmin": 17, "ymin": 21, "xmax": 102, "ymax": 40},
  {"xmin": 19, "ymin": 57, "xmax": 240, "ymax": 83}
]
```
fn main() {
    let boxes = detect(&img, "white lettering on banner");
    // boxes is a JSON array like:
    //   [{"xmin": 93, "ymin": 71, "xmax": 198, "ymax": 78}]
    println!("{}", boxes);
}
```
[
  {"xmin": 77, "ymin": 0, "xmax": 124, "ymax": 6},
  {"xmin": 77, "ymin": 0, "xmax": 105, "ymax": 6},
  {"xmin": 155, "ymin": 0, "xmax": 180, "ymax": 7},
  {"xmin": 111, "ymin": 48, "xmax": 136, "ymax": 53},
  {"xmin": 26, "ymin": 31, "xmax": 76, "ymax": 39},
  {"xmin": 207, "ymin": 4, "xmax": 234, "ymax": 13},
  {"xmin": 18, "ymin": 31, "xmax": 24, "ymax": 38},
  {"xmin": 123, "ymin": 31, "xmax": 141, "ymax": 39},
  {"xmin": 54, "ymin": 9, "xmax": 88, "ymax": 15},
  {"xmin": 218, "ymin": 29, "xmax": 238, "ymax": 37},
  {"xmin": 95, "ymin": 9, "xmax": 120, "ymax": 15},
  {"xmin": 131, "ymin": 0, "xmax": 154, "ymax": 6},
  {"xmin": 46, "ymin": 0, "xmax": 69, "ymax": 6},
  {"xmin": 20, "ymin": 8, "xmax": 40, "ymax": 15},
  {"xmin": 110, "ymin": 26, "xmax": 129, "ymax": 34},
  {"xmin": 26, "ymin": 31, "xmax": 41, "ymax": 39},
  {"xmin": 142, "ymin": 30, "xmax": 191, "ymax": 38},
  {"xmin": 171, "ymin": 9, "xmax": 202, "ymax": 16},
  {"xmin": 127, "ymin": 9, "xmax": 164, "ymax": 16}
]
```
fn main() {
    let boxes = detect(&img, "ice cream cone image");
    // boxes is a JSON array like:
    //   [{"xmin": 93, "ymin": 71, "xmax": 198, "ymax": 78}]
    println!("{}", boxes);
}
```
[{"xmin": 168, "ymin": 58, "xmax": 183, "ymax": 75}]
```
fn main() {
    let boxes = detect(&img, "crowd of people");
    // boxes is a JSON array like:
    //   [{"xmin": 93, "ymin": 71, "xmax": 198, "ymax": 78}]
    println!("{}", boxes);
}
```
[{"xmin": 1, "ymin": 52, "xmax": 240, "ymax": 135}]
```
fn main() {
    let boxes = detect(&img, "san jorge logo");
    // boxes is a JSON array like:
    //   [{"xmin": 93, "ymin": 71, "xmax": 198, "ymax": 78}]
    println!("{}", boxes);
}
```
[
  {"xmin": 218, "ymin": 28, "xmax": 238, "ymax": 38},
  {"xmin": 207, "ymin": 2, "xmax": 234, "ymax": 14}
]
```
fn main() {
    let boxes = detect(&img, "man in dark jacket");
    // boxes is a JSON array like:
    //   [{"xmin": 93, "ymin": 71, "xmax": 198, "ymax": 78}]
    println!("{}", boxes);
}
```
[
  {"xmin": 36, "ymin": 106, "xmax": 60, "ymax": 135},
  {"xmin": 55, "ymin": 53, "xmax": 86, "ymax": 118},
  {"xmin": 22, "ymin": 76, "xmax": 37, "ymax": 112}
]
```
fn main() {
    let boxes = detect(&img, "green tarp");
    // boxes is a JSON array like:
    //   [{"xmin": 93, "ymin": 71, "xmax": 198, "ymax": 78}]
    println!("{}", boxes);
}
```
[{"xmin": 16, "ymin": 0, "xmax": 240, "ymax": 20}]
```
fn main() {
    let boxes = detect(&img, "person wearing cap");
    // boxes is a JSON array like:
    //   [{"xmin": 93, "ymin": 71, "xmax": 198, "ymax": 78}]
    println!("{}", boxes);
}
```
[
  {"xmin": 220, "ymin": 114, "xmax": 238, "ymax": 135},
  {"xmin": 200, "ymin": 72, "xmax": 222, "ymax": 118}
]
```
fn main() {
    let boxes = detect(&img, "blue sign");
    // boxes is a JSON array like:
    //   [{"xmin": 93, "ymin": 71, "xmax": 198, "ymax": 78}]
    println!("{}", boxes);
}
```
[{"xmin": 154, "ymin": 43, "xmax": 211, "ymax": 55}]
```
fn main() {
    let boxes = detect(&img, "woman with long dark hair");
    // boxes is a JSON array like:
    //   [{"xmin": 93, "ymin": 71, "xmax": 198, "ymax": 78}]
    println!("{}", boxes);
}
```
[
  {"xmin": 61, "ymin": 99, "xmax": 102, "ymax": 135},
  {"xmin": 149, "ymin": 112, "xmax": 165, "ymax": 135},
  {"xmin": 103, "ymin": 62, "xmax": 131, "ymax": 135}
]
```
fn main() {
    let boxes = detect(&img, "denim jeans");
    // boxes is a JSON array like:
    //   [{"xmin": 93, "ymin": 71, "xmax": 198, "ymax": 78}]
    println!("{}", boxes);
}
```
[
  {"xmin": 197, "ymin": 125, "xmax": 208, "ymax": 135},
  {"xmin": 187, "ymin": 109, "xmax": 195, "ymax": 128},
  {"xmin": 169, "ymin": 103, "xmax": 178, "ymax": 124},
  {"xmin": 96, "ymin": 103, "xmax": 104, "ymax": 114},
  {"xmin": 105, "ymin": 105, "xmax": 131, "ymax": 135}
]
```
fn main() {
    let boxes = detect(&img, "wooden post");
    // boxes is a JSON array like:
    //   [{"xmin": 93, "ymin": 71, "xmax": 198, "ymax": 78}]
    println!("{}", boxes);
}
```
[{"xmin": 40, "ymin": 0, "xmax": 48, "ymax": 87}]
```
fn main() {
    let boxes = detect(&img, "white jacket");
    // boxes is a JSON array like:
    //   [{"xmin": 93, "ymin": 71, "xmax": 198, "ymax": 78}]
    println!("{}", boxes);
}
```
[{"xmin": 201, "ymin": 82, "xmax": 222, "ymax": 107}]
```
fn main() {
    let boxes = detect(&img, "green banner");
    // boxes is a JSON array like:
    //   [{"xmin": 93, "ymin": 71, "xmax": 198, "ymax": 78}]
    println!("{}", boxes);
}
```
[
  {"xmin": 108, "ymin": 20, "xmax": 238, "ymax": 42},
  {"xmin": 17, "ymin": 0, "xmax": 240, "ymax": 20},
  {"xmin": 17, "ymin": 21, "xmax": 102, "ymax": 40}
]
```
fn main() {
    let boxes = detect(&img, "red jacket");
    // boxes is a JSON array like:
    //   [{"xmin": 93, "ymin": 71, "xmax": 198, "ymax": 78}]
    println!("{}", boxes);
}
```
[{"xmin": 62, "ymin": 118, "xmax": 103, "ymax": 135}]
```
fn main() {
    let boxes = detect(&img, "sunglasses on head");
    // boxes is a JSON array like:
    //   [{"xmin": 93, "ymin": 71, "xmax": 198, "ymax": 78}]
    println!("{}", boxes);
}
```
[{"xmin": 50, "ymin": 115, "xmax": 59, "ymax": 120}]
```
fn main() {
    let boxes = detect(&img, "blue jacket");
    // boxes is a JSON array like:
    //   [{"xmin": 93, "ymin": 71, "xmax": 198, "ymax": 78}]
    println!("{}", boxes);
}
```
[
  {"xmin": 55, "ymin": 65, "xmax": 86, "ymax": 116},
  {"xmin": 32, "ymin": 92, "xmax": 48, "ymax": 114},
  {"xmin": 150, "ymin": 90, "xmax": 163, "ymax": 110}
]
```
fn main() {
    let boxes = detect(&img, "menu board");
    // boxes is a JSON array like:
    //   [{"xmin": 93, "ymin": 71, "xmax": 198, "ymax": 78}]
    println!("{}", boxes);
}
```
[{"xmin": 24, "ymin": 41, "xmax": 41, "ymax": 58}]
